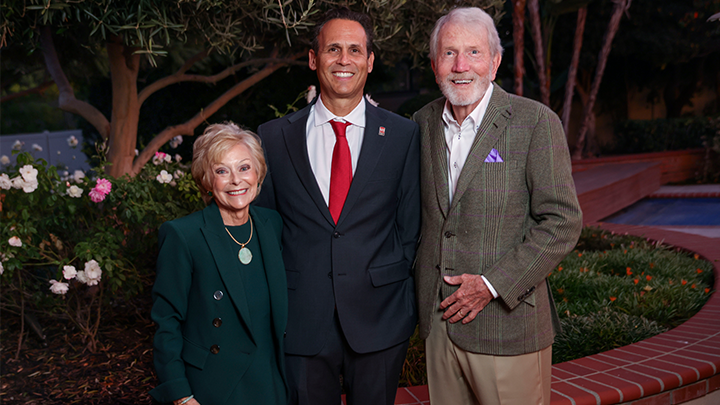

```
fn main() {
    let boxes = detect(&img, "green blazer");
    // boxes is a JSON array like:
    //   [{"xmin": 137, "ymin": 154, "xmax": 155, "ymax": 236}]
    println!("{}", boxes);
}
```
[
  {"xmin": 412, "ymin": 85, "xmax": 583, "ymax": 355},
  {"xmin": 150, "ymin": 203, "xmax": 288, "ymax": 404}
]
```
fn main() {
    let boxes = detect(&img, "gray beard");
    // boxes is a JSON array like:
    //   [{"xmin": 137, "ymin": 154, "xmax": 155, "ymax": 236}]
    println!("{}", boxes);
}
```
[{"xmin": 437, "ymin": 73, "xmax": 491, "ymax": 107}]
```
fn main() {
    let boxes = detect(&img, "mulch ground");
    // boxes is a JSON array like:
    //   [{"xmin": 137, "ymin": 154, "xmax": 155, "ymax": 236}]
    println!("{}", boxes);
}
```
[{"xmin": 1, "ymin": 295, "xmax": 158, "ymax": 404}]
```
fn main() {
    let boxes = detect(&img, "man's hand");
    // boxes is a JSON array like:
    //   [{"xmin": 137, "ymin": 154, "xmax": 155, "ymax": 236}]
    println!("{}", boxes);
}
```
[{"xmin": 440, "ymin": 274, "xmax": 494, "ymax": 324}]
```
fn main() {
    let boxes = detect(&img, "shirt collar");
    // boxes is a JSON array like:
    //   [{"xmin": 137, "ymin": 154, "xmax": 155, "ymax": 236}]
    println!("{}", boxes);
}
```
[
  {"xmin": 441, "ymin": 83, "xmax": 494, "ymax": 129},
  {"xmin": 313, "ymin": 94, "xmax": 367, "ymax": 128}
]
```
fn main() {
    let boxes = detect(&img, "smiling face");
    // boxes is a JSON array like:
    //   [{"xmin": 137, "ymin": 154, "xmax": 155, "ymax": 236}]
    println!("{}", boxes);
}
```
[
  {"xmin": 211, "ymin": 143, "xmax": 259, "ymax": 225},
  {"xmin": 309, "ymin": 18, "xmax": 374, "ymax": 115},
  {"xmin": 432, "ymin": 21, "xmax": 501, "ymax": 122}
]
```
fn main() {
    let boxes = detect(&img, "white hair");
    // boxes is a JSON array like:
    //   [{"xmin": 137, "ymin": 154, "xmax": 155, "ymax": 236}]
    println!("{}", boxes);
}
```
[{"xmin": 429, "ymin": 7, "xmax": 504, "ymax": 62}]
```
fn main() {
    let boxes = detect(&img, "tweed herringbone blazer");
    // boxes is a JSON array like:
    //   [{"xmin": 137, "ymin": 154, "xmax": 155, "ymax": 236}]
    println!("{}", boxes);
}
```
[{"xmin": 412, "ymin": 85, "xmax": 582, "ymax": 355}]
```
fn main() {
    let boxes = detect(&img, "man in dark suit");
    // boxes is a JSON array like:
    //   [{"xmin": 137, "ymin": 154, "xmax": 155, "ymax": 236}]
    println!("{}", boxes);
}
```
[
  {"xmin": 255, "ymin": 7, "xmax": 421, "ymax": 405},
  {"xmin": 413, "ymin": 7, "xmax": 582, "ymax": 405}
]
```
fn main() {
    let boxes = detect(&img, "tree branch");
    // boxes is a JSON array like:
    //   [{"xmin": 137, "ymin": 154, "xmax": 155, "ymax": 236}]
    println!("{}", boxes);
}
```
[
  {"xmin": 138, "ymin": 52, "xmax": 307, "ymax": 105},
  {"xmin": 131, "ymin": 52, "xmax": 304, "ymax": 175},
  {"xmin": 38, "ymin": 26, "xmax": 110, "ymax": 140},
  {"xmin": 0, "ymin": 80, "xmax": 55, "ymax": 103},
  {"xmin": 528, "ymin": 0, "xmax": 549, "ymax": 106}
]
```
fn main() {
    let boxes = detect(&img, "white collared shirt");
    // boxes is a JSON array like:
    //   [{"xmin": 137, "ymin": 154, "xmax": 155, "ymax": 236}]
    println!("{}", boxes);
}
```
[
  {"xmin": 306, "ymin": 94, "xmax": 366, "ymax": 205},
  {"xmin": 442, "ymin": 83, "xmax": 494, "ymax": 203},
  {"xmin": 441, "ymin": 83, "xmax": 498, "ymax": 299}
]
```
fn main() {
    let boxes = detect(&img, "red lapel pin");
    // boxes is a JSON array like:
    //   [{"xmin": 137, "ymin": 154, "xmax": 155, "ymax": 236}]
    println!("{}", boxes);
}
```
[{"xmin": 378, "ymin": 126, "xmax": 386, "ymax": 136}]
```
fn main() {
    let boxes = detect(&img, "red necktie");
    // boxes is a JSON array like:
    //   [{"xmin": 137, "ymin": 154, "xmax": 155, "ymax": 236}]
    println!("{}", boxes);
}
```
[{"xmin": 328, "ymin": 120, "xmax": 352, "ymax": 223}]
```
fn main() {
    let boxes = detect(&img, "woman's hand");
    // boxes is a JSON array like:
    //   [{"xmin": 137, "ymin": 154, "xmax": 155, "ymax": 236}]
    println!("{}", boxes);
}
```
[{"xmin": 174, "ymin": 396, "xmax": 200, "ymax": 405}]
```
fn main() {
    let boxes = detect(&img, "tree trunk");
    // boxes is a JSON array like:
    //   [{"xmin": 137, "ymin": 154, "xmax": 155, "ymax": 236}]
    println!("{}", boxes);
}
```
[
  {"xmin": 573, "ymin": 0, "xmax": 631, "ymax": 160},
  {"xmin": 106, "ymin": 38, "xmax": 141, "ymax": 178},
  {"xmin": 513, "ymin": 0, "xmax": 527, "ymax": 96},
  {"xmin": 527, "ymin": 0, "xmax": 549, "ymax": 106},
  {"xmin": 562, "ymin": 7, "xmax": 587, "ymax": 137}
]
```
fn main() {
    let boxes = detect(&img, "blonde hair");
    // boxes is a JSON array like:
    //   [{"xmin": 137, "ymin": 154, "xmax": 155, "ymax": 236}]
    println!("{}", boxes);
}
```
[{"xmin": 191, "ymin": 122, "xmax": 267, "ymax": 205}]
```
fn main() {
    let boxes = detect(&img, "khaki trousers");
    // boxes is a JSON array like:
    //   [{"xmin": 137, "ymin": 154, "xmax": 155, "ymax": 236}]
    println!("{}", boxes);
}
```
[{"xmin": 426, "ymin": 305, "xmax": 552, "ymax": 405}]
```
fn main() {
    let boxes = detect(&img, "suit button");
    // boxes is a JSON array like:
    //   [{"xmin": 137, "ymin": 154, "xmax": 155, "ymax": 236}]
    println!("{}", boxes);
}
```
[
  {"xmin": 210, "ymin": 344, "xmax": 220, "ymax": 354},
  {"xmin": 212, "ymin": 318, "xmax": 222, "ymax": 327},
  {"xmin": 213, "ymin": 290, "xmax": 224, "ymax": 300},
  {"xmin": 333, "ymin": 232, "xmax": 340, "ymax": 238},
  {"xmin": 444, "ymin": 231, "xmax": 455, "ymax": 238},
  {"xmin": 327, "ymin": 271, "xmax": 333, "ymax": 279},
  {"xmin": 435, "ymin": 265, "xmax": 441, "ymax": 270}
]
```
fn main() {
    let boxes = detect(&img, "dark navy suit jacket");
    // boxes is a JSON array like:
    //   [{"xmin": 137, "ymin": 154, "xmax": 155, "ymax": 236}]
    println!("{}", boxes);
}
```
[{"xmin": 255, "ymin": 99, "xmax": 421, "ymax": 355}]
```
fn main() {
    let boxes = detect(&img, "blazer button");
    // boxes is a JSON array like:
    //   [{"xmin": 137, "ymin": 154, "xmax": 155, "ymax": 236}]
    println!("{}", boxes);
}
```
[
  {"xmin": 213, "ymin": 290, "xmax": 224, "ymax": 301},
  {"xmin": 212, "ymin": 318, "xmax": 222, "ymax": 328},
  {"xmin": 333, "ymin": 231, "xmax": 340, "ymax": 238},
  {"xmin": 444, "ymin": 231, "xmax": 455, "ymax": 238},
  {"xmin": 210, "ymin": 344, "xmax": 220, "ymax": 354},
  {"xmin": 327, "ymin": 271, "xmax": 333, "ymax": 279}
]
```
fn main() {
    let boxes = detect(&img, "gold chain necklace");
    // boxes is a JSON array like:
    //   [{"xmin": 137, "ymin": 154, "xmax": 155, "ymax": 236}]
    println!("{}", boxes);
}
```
[{"xmin": 224, "ymin": 215, "xmax": 253, "ymax": 265}]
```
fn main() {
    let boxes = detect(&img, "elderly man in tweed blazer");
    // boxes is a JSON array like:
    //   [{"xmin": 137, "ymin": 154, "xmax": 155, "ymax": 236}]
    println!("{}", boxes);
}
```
[{"xmin": 412, "ymin": 7, "xmax": 582, "ymax": 405}]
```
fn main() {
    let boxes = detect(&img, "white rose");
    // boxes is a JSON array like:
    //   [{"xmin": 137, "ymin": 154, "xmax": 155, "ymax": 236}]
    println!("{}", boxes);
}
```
[
  {"xmin": 0, "ymin": 155, "xmax": 10, "ymax": 165},
  {"xmin": 84, "ymin": 260, "xmax": 102, "ymax": 285},
  {"xmin": 67, "ymin": 185, "xmax": 83, "ymax": 198},
  {"xmin": 63, "ymin": 265, "xmax": 77, "ymax": 280},
  {"xmin": 174, "ymin": 169, "xmax": 184, "ymax": 179},
  {"xmin": 32, "ymin": 143, "xmax": 43, "ymax": 152},
  {"xmin": 175, "ymin": 154, "xmax": 182, "ymax": 162},
  {"xmin": 169, "ymin": 135, "xmax": 183, "ymax": 149},
  {"xmin": 67, "ymin": 135, "xmax": 79, "ymax": 147},
  {"xmin": 20, "ymin": 165, "xmax": 38, "ymax": 182},
  {"xmin": 12, "ymin": 140, "xmax": 23, "ymax": 150},
  {"xmin": 21, "ymin": 178, "xmax": 38, "ymax": 193},
  {"xmin": 76, "ymin": 270, "xmax": 88, "ymax": 284},
  {"xmin": 0, "ymin": 261, "xmax": 4, "ymax": 275},
  {"xmin": 49, "ymin": 280, "xmax": 69, "ymax": 295},
  {"xmin": 8, "ymin": 236, "xmax": 22, "ymax": 247},
  {"xmin": 0, "ymin": 174, "xmax": 11, "ymax": 190},
  {"xmin": 156, "ymin": 170, "xmax": 173, "ymax": 184},
  {"xmin": 73, "ymin": 170, "xmax": 86, "ymax": 183}
]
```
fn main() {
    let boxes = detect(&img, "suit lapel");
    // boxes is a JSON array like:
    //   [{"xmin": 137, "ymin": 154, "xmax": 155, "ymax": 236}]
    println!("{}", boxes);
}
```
[
  {"xmin": 426, "ymin": 100, "xmax": 451, "ymax": 217},
  {"xmin": 200, "ymin": 203, "xmax": 255, "ymax": 341},
  {"xmin": 450, "ymin": 85, "xmax": 512, "ymax": 211},
  {"xmin": 250, "ymin": 206, "xmax": 288, "ymax": 348},
  {"xmin": 337, "ymin": 101, "xmax": 386, "ymax": 224},
  {"xmin": 282, "ymin": 105, "xmax": 335, "ymax": 225}
]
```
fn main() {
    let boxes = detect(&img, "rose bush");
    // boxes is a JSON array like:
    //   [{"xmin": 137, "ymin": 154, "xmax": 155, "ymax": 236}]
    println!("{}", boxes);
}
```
[{"xmin": 1, "ymin": 150, "xmax": 204, "ymax": 352}]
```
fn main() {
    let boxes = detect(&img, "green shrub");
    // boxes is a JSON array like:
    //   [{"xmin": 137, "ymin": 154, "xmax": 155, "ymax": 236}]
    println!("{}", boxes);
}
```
[
  {"xmin": 608, "ymin": 116, "xmax": 717, "ymax": 155},
  {"xmin": 1, "ymin": 150, "xmax": 203, "ymax": 351},
  {"xmin": 550, "ymin": 227, "xmax": 714, "ymax": 363}
]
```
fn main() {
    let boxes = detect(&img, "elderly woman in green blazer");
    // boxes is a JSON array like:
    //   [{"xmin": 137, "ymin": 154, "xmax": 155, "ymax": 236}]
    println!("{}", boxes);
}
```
[{"xmin": 150, "ymin": 123, "xmax": 288, "ymax": 405}]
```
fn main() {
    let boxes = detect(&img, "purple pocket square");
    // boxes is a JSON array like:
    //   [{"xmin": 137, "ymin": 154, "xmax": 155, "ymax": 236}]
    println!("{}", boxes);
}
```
[{"xmin": 484, "ymin": 148, "xmax": 504, "ymax": 163}]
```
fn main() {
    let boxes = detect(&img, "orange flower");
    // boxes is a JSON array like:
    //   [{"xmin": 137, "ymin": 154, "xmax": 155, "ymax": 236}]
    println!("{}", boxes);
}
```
[
  {"xmin": 669, "ymin": 280, "xmax": 674, "ymax": 285},
  {"xmin": 626, "ymin": 267, "xmax": 632, "ymax": 275},
  {"xmin": 557, "ymin": 288, "xmax": 564, "ymax": 294},
  {"xmin": 681, "ymin": 279, "xmax": 687, "ymax": 285},
  {"xmin": 696, "ymin": 269, "xmax": 703, "ymax": 274},
  {"xmin": 578, "ymin": 253, "xmax": 583, "ymax": 257},
  {"xmin": 694, "ymin": 254, "xmax": 699, "ymax": 260},
  {"xmin": 691, "ymin": 284, "xmax": 696, "ymax": 289},
  {"xmin": 646, "ymin": 275, "xmax": 652, "ymax": 281},
  {"xmin": 624, "ymin": 250, "xmax": 628, "ymax": 254},
  {"xmin": 634, "ymin": 279, "xmax": 639, "ymax": 284},
  {"xmin": 705, "ymin": 288, "xmax": 711, "ymax": 294},
  {"xmin": 558, "ymin": 266, "xmax": 563, "ymax": 272},
  {"xmin": 610, "ymin": 296, "xmax": 617, "ymax": 302},
  {"xmin": 649, "ymin": 263, "xmax": 655, "ymax": 269}
]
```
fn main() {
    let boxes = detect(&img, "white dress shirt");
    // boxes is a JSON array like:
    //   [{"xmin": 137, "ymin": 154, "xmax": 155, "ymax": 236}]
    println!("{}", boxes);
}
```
[
  {"xmin": 306, "ymin": 94, "xmax": 366, "ymax": 205},
  {"xmin": 441, "ymin": 83, "xmax": 498, "ymax": 299},
  {"xmin": 442, "ymin": 83, "xmax": 494, "ymax": 204}
]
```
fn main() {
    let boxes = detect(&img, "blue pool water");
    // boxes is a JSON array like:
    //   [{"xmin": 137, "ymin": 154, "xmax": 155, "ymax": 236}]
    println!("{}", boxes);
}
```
[{"xmin": 604, "ymin": 198, "xmax": 720, "ymax": 226}]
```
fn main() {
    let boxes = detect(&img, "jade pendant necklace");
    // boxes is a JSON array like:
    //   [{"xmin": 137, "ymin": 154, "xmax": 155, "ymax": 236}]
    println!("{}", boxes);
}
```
[{"xmin": 224, "ymin": 215, "xmax": 253, "ymax": 265}]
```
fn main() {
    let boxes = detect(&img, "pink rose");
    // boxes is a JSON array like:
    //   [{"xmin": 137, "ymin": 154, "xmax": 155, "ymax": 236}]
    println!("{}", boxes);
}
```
[
  {"xmin": 94, "ymin": 178, "xmax": 112, "ymax": 195},
  {"xmin": 89, "ymin": 189, "xmax": 106, "ymax": 203}
]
